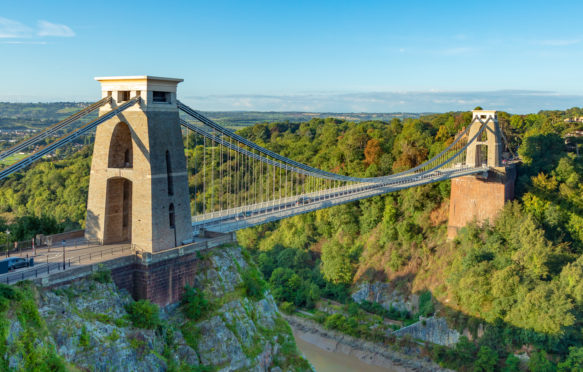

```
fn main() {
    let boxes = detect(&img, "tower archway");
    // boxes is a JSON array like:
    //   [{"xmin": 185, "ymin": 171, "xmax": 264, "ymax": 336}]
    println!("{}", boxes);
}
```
[
  {"xmin": 108, "ymin": 122, "xmax": 133, "ymax": 168},
  {"xmin": 103, "ymin": 177, "xmax": 132, "ymax": 244}
]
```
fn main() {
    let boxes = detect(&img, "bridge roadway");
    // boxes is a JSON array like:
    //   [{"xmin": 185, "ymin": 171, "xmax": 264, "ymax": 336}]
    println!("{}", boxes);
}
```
[{"xmin": 193, "ymin": 165, "xmax": 487, "ymax": 234}]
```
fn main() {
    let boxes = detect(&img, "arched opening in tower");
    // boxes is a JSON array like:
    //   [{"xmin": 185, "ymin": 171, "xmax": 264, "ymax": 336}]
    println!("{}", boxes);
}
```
[
  {"xmin": 108, "ymin": 122, "xmax": 133, "ymax": 168},
  {"xmin": 475, "ymin": 144, "xmax": 488, "ymax": 166},
  {"xmin": 103, "ymin": 177, "xmax": 132, "ymax": 244}
]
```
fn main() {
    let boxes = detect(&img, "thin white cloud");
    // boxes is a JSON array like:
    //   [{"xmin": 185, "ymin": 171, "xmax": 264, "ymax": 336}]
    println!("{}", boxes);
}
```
[
  {"xmin": 37, "ymin": 20, "xmax": 75, "ymax": 37},
  {"xmin": 0, "ymin": 16, "xmax": 32, "ymax": 38},
  {"xmin": 182, "ymin": 90, "xmax": 583, "ymax": 114},
  {"xmin": 1, "ymin": 40, "xmax": 47, "ymax": 45}
]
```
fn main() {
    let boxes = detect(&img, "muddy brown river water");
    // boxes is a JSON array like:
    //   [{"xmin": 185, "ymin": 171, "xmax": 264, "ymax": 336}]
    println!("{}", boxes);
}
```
[{"xmin": 294, "ymin": 330, "xmax": 400, "ymax": 372}]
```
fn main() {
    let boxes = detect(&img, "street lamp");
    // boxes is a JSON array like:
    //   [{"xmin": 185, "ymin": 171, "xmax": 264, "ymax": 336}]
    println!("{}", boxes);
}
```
[{"xmin": 4, "ymin": 230, "xmax": 9, "ymax": 258}]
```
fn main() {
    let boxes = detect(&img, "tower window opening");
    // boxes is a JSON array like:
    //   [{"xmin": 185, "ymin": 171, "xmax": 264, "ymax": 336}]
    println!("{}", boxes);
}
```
[
  {"xmin": 166, "ymin": 150, "xmax": 174, "ymax": 196},
  {"xmin": 169, "ymin": 203, "xmax": 175, "ymax": 229},
  {"xmin": 118, "ymin": 91, "xmax": 130, "ymax": 102},
  {"xmin": 153, "ymin": 91, "xmax": 170, "ymax": 103}
]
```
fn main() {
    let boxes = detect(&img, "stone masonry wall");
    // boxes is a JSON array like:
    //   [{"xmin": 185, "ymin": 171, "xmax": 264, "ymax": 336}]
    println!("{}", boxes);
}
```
[
  {"xmin": 447, "ymin": 166, "xmax": 516, "ymax": 239},
  {"xmin": 37, "ymin": 233, "xmax": 236, "ymax": 307}
]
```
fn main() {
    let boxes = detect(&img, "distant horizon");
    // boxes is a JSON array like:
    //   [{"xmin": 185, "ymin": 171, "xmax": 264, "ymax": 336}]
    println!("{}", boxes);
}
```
[{"xmin": 1, "ymin": 89, "xmax": 582, "ymax": 115}]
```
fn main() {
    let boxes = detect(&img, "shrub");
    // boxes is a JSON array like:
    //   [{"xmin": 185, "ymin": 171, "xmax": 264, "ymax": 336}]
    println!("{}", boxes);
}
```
[
  {"xmin": 91, "ymin": 265, "xmax": 112, "ymax": 283},
  {"xmin": 240, "ymin": 268, "xmax": 266, "ymax": 300},
  {"xmin": 78, "ymin": 325, "xmax": 90, "ymax": 349},
  {"xmin": 0, "ymin": 283, "xmax": 21, "ymax": 301},
  {"xmin": 19, "ymin": 299, "xmax": 42, "ymax": 328},
  {"xmin": 473, "ymin": 346, "xmax": 498, "ymax": 372},
  {"xmin": 106, "ymin": 328, "xmax": 120, "ymax": 342},
  {"xmin": 418, "ymin": 290, "xmax": 435, "ymax": 317},
  {"xmin": 181, "ymin": 285, "xmax": 212, "ymax": 321},
  {"xmin": 279, "ymin": 301, "xmax": 295, "ymax": 314},
  {"xmin": 126, "ymin": 300, "xmax": 160, "ymax": 329}
]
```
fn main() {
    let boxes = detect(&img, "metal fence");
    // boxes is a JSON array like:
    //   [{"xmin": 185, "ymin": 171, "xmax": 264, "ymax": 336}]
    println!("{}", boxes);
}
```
[
  {"xmin": 0, "ymin": 238, "xmax": 104, "ymax": 258},
  {"xmin": 1, "ymin": 244, "xmax": 132, "ymax": 285}
]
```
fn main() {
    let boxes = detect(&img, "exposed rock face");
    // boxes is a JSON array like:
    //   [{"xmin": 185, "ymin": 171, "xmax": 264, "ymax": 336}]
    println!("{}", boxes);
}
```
[
  {"xmin": 352, "ymin": 281, "xmax": 419, "ymax": 314},
  {"xmin": 3, "ymin": 245, "xmax": 310, "ymax": 371},
  {"xmin": 394, "ymin": 316, "xmax": 460, "ymax": 346}
]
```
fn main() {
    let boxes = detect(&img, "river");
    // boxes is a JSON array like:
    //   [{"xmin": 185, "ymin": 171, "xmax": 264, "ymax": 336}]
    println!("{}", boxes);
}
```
[{"xmin": 293, "ymin": 330, "xmax": 400, "ymax": 372}]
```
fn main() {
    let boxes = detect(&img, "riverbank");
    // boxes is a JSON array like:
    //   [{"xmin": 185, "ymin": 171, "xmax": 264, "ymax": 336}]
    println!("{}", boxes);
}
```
[{"xmin": 285, "ymin": 314, "xmax": 451, "ymax": 372}]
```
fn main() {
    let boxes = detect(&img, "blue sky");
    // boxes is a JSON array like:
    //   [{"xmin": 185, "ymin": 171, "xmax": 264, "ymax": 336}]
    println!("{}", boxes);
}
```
[{"xmin": 1, "ymin": 0, "xmax": 583, "ymax": 113}]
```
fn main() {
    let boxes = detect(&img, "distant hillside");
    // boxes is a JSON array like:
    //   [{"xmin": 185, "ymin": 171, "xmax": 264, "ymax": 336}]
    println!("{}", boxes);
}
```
[
  {"xmin": 0, "ymin": 102, "xmax": 95, "ymax": 130},
  {"xmin": 0, "ymin": 102, "xmax": 424, "ymax": 130},
  {"xmin": 202, "ymin": 111, "xmax": 425, "ymax": 129}
]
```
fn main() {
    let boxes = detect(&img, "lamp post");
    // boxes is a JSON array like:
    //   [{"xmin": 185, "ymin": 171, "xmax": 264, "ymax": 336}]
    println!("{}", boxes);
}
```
[
  {"xmin": 62, "ymin": 239, "xmax": 66, "ymax": 270},
  {"xmin": 4, "ymin": 230, "xmax": 9, "ymax": 258}
]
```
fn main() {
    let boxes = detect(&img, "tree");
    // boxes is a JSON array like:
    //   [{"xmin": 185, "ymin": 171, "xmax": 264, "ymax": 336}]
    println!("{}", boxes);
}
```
[
  {"xmin": 528, "ymin": 350, "xmax": 555, "ymax": 372},
  {"xmin": 321, "ymin": 241, "xmax": 353, "ymax": 284},
  {"xmin": 473, "ymin": 346, "xmax": 498, "ymax": 372},
  {"xmin": 558, "ymin": 346, "xmax": 583, "ymax": 371},
  {"xmin": 364, "ymin": 138, "xmax": 382, "ymax": 166},
  {"xmin": 502, "ymin": 354, "xmax": 520, "ymax": 372}
]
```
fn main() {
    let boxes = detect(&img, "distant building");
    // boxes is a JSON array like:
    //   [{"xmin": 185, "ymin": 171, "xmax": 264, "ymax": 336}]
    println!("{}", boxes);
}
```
[{"xmin": 564, "ymin": 117, "xmax": 583, "ymax": 123}]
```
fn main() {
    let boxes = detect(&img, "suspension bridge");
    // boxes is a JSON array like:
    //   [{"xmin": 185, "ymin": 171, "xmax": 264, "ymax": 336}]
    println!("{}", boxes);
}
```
[{"xmin": 0, "ymin": 76, "xmax": 513, "ymax": 254}]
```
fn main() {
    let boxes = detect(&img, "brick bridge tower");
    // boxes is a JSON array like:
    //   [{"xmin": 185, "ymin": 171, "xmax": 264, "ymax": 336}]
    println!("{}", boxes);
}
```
[
  {"xmin": 85, "ymin": 76, "xmax": 192, "ymax": 252},
  {"xmin": 447, "ymin": 110, "xmax": 516, "ymax": 239}
]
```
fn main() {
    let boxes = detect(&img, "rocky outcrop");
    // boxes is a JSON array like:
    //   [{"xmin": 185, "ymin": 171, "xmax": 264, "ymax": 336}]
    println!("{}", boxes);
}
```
[
  {"xmin": 286, "ymin": 315, "xmax": 452, "ymax": 372},
  {"xmin": 2, "ymin": 245, "xmax": 310, "ymax": 372},
  {"xmin": 352, "ymin": 281, "xmax": 419, "ymax": 314},
  {"xmin": 393, "ymin": 316, "xmax": 460, "ymax": 346}
]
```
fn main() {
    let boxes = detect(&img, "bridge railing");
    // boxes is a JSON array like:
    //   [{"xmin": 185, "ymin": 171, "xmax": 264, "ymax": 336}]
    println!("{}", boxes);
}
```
[{"xmin": 0, "ymin": 244, "xmax": 133, "ymax": 285}]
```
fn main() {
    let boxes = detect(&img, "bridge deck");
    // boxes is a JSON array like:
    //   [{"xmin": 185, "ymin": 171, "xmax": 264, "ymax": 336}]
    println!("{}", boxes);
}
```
[{"xmin": 194, "ymin": 166, "xmax": 486, "ymax": 234}]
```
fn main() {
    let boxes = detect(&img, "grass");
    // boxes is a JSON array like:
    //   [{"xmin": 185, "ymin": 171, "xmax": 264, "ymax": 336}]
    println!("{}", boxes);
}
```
[{"xmin": 0, "ymin": 152, "xmax": 28, "ymax": 166}]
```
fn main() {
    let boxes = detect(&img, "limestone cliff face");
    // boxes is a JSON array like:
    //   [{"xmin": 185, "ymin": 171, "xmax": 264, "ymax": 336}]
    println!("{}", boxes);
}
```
[
  {"xmin": 2, "ymin": 245, "xmax": 310, "ymax": 372},
  {"xmin": 352, "ymin": 281, "xmax": 419, "ymax": 314}
]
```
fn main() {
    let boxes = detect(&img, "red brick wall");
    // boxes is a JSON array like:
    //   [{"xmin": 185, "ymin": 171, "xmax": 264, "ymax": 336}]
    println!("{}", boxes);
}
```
[{"xmin": 447, "ymin": 167, "xmax": 516, "ymax": 239}]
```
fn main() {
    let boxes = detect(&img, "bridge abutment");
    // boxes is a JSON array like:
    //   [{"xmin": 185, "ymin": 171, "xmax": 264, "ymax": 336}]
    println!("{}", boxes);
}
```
[
  {"xmin": 36, "ymin": 234, "xmax": 236, "ymax": 307},
  {"xmin": 447, "ymin": 166, "xmax": 516, "ymax": 239}
]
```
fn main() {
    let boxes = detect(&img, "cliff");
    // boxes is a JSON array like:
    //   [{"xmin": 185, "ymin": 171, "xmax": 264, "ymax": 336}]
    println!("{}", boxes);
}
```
[{"xmin": 0, "ymin": 245, "xmax": 311, "ymax": 371}]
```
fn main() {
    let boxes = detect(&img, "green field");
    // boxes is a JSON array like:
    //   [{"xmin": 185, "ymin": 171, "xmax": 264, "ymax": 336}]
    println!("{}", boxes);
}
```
[{"xmin": 0, "ymin": 152, "xmax": 28, "ymax": 166}]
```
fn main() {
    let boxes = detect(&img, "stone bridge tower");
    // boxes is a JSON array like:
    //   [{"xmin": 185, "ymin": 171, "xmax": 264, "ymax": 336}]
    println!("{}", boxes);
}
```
[
  {"xmin": 447, "ymin": 109, "xmax": 515, "ymax": 239},
  {"xmin": 85, "ymin": 76, "xmax": 192, "ymax": 252},
  {"xmin": 465, "ymin": 110, "xmax": 503, "ymax": 167}
]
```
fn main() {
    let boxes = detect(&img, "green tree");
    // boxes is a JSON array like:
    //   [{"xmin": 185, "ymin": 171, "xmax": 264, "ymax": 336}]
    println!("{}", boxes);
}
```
[
  {"xmin": 528, "ymin": 350, "xmax": 555, "ymax": 372},
  {"xmin": 321, "ymin": 241, "xmax": 353, "ymax": 284},
  {"xmin": 473, "ymin": 346, "xmax": 498, "ymax": 372},
  {"xmin": 558, "ymin": 346, "xmax": 583, "ymax": 371}
]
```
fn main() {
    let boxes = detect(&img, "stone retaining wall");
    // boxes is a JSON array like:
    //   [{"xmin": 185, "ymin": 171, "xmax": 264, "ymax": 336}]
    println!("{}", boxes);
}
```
[{"xmin": 34, "ymin": 233, "xmax": 237, "ymax": 306}]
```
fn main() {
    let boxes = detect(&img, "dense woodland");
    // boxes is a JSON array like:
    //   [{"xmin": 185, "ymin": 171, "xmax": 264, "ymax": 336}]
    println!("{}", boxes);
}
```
[{"xmin": 2, "ymin": 106, "xmax": 583, "ymax": 370}]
